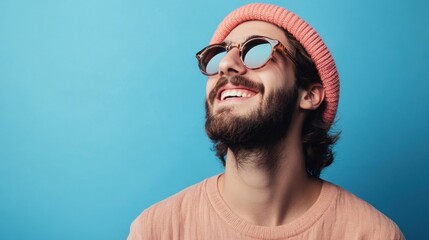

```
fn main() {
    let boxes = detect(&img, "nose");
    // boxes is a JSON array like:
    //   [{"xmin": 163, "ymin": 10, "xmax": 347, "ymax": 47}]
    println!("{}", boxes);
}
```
[{"xmin": 217, "ymin": 48, "xmax": 247, "ymax": 77}]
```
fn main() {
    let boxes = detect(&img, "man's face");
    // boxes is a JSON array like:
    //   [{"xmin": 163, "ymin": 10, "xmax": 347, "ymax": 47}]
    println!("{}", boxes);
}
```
[
  {"xmin": 205, "ymin": 21, "xmax": 296, "ymax": 116},
  {"xmin": 205, "ymin": 21, "xmax": 298, "ymax": 147}
]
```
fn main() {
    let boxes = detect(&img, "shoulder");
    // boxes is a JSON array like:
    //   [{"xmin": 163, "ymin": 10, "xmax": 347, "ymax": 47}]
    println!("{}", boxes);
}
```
[
  {"xmin": 324, "ymin": 182, "xmax": 404, "ymax": 239},
  {"xmin": 142, "ymin": 177, "xmax": 208, "ymax": 218},
  {"xmin": 128, "ymin": 176, "xmax": 214, "ymax": 240}
]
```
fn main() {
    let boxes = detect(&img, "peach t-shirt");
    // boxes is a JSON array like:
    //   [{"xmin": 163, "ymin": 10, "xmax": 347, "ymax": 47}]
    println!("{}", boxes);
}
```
[{"xmin": 128, "ymin": 174, "xmax": 404, "ymax": 239}]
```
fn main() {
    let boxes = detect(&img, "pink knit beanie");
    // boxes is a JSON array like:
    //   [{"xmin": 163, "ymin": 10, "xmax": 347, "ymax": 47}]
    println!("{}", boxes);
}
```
[{"xmin": 211, "ymin": 3, "xmax": 340, "ymax": 125}]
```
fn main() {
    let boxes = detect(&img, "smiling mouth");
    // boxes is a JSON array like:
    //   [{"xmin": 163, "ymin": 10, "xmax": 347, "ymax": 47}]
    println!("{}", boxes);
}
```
[{"xmin": 218, "ymin": 88, "xmax": 258, "ymax": 101}]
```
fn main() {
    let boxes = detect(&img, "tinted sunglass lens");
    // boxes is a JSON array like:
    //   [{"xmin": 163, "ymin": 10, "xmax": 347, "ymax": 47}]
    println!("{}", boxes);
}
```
[
  {"xmin": 203, "ymin": 46, "xmax": 226, "ymax": 75},
  {"xmin": 242, "ymin": 40, "xmax": 272, "ymax": 69}
]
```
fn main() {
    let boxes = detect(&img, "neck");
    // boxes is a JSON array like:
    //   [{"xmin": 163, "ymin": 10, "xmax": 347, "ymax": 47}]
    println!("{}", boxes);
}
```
[{"xmin": 218, "ymin": 123, "xmax": 322, "ymax": 226}]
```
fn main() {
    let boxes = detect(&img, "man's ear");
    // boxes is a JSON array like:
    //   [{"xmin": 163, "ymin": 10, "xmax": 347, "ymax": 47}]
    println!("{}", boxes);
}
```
[{"xmin": 299, "ymin": 83, "xmax": 325, "ymax": 110}]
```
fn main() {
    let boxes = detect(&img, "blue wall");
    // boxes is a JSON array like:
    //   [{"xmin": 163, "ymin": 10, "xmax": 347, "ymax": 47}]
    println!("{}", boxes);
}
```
[{"xmin": 0, "ymin": 0, "xmax": 427, "ymax": 239}]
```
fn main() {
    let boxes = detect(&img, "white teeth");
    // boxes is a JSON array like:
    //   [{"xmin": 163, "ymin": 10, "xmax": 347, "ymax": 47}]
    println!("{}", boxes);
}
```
[{"xmin": 220, "ymin": 89, "xmax": 253, "ymax": 100}]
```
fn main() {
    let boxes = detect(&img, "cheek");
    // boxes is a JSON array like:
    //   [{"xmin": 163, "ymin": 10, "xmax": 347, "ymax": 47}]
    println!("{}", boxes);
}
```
[
  {"xmin": 259, "ymin": 66, "xmax": 295, "ymax": 90},
  {"xmin": 258, "ymin": 72, "xmax": 285, "ymax": 90}
]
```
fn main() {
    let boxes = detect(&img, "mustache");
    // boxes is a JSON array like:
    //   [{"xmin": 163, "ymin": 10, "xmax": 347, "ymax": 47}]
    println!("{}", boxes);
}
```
[{"xmin": 208, "ymin": 75, "xmax": 265, "ymax": 104}]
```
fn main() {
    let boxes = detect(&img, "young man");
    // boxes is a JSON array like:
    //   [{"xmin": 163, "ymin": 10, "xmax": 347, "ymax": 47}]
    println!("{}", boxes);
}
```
[{"xmin": 128, "ymin": 3, "xmax": 404, "ymax": 239}]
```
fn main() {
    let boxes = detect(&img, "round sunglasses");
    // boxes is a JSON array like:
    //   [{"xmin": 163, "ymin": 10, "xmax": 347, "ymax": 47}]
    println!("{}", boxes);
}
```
[{"xmin": 196, "ymin": 36, "xmax": 296, "ymax": 76}]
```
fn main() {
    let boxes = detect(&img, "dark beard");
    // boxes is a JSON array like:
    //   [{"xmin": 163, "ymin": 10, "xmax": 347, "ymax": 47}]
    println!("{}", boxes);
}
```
[{"xmin": 205, "ymin": 76, "xmax": 298, "ymax": 167}]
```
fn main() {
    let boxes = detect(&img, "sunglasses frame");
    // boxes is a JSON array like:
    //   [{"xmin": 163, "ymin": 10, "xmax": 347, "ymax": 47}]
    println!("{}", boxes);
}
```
[{"xmin": 196, "ymin": 36, "xmax": 296, "ymax": 76}]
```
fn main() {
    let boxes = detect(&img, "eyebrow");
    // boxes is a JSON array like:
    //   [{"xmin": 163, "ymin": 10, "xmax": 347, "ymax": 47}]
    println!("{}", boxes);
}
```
[
  {"xmin": 222, "ymin": 35, "xmax": 264, "ymax": 45},
  {"xmin": 244, "ymin": 35, "xmax": 263, "ymax": 41}
]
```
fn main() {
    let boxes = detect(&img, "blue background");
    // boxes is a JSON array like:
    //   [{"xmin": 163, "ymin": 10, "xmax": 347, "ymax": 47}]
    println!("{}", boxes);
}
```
[{"xmin": 0, "ymin": 0, "xmax": 427, "ymax": 239}]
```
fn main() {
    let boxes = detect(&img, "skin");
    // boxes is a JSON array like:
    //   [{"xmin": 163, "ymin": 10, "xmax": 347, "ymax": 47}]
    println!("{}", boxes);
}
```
[{"xmin": 205, "ymin": 21, "xmax": 326, "ymax": 226}]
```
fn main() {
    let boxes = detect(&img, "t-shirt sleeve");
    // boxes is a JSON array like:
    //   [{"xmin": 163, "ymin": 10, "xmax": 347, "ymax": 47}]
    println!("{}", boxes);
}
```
[
  {"xmin": 127, "ymin": 212, "xmax": 147, "ymax": 240},
  {"xmin": 394, "ymin": 222, "xmax": 406, "ymax": 240},
  {"xmin": 127, "ymin": 205, "xmax": 167, "ymax": 240}
]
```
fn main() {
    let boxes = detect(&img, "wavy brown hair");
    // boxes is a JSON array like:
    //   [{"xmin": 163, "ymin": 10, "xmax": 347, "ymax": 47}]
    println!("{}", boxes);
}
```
[{"xmin": 212, "ymin": 30, "xmax": 340, "ymax": 178}]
